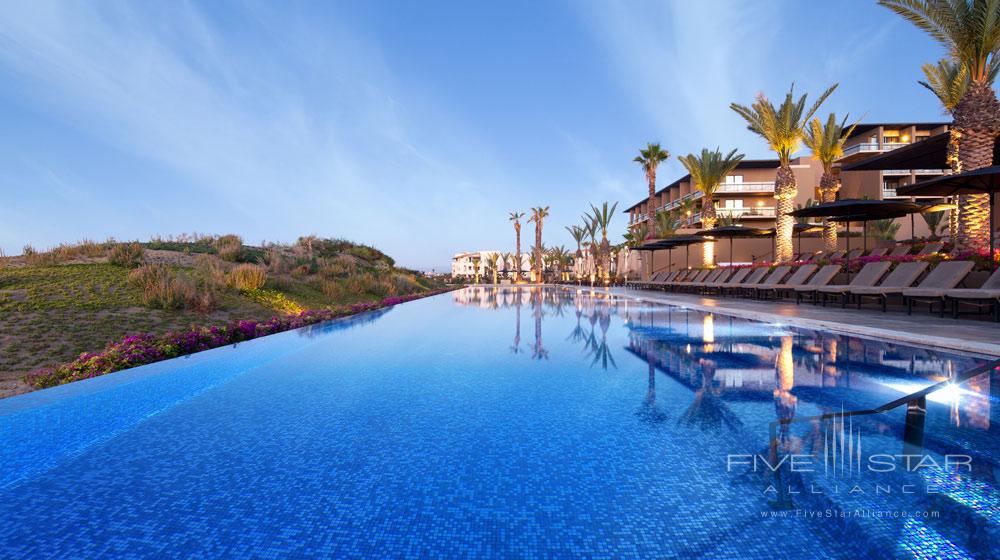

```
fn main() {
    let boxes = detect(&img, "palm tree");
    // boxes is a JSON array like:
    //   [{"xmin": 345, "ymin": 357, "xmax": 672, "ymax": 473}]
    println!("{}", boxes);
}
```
[
  {"xmin": 624, "ymin": 223, "xmax": 649, "ymax": 247},
  {"xmin": 471, "ymin": 254, "xmax": 482, "ymax": 284},
  {"xmin": 566, "ymin": 225, "xmax": 585, "ymax": 257},
  {"xmin": 589, "ymin": 202, "xmax": 619, "ymax": 281},
  {"xmin": 731, "ymin": 83, "xmax": 837, "ymax": 262},
  {"xmin": 868, "ymin": 218, "xmax": 901, "ymax": 242},
  {"xmin": 881, "ymin": 0, "xmax": 1000, "ymax": 250},
  {"xmin": 501, "ymin": 251, "xmax": 515, "ymax": 279},
  {"xmin": 582, "ymin": 216, "xmax": 598, "ymax": 279},
  {"xmin": 803, "ymin": 114, "xmax": 859, "ymax": 252},
  {"xmin": 487, "ymin": 252, "xmax": 501, "ymax": 285},
  {"xmin": 634, "ymin": 143, "xmax": 670, "ymax": 237},
  {"xmin": 677, "ymin": 197, "xmax": 699, "ymax": 227},
  {"xmin": 528, "ymin": 206, "xmax": 549, "ymax": 282},
  {"xmin": 919, "ymin": 59, "xmax": 969, "ymax": 239},
  {"xmin": 678, "ymin": 148, "xmax": 744, "ymax": 231},
  {"xmin": 922, "ymin": 209, "xmax": 947, "ymax": 239},
  {"xmin": 509, "ymin": 212, "xmax": 525, "ymax": 281},
  {"xmin": 678, "ymin": 148, "xmax": 744, "ymax": 266}
]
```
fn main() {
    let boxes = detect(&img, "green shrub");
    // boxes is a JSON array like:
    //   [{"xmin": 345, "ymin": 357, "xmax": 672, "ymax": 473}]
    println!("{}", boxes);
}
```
[
  {"xmin": 228, "ymin": 263, "xmax": 267, "ymax": 292},
  {"xmin": 108, "ymin": 242, "xmax": 145, "ymax": 268},
  {"xmin": 193, "ymin": 254, "xmax": 227, "ymax": 290},
  {"xmin": 214, "ymin": 234, "xmax": 243, "ymax": 262},
  {"xmin": 128, "ymin": 264, "xmax": 191, "ymax": 309}
]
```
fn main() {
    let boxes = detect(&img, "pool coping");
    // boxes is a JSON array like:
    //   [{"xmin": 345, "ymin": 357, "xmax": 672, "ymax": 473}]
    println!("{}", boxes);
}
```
[{"xmin": 599, "ymin": 286, "xmax": 1000, "ymax": 357}]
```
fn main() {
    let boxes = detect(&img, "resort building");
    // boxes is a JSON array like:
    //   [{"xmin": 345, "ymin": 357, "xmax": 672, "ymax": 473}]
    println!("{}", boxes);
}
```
[
  {"xmin": 451, "ymin": 251, "xmax": 530, "ymax": 280},
  {"xmin": 624, "ymin": 122, "xmax": 957, "ymax": 275},
  {"xmin": 624, "ymin": 159, "xmax": 823, "ymax": 233},
  {"xmin": 837, "ymin": 122, "xmax": 950, "ymax": 200}
]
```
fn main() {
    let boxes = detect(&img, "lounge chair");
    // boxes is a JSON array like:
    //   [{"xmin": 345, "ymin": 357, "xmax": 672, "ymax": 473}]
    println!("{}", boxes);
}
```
[
  {"xmin": 643, "ymin": 270, "xmax": 678, "ymax": 289},
  {"xmin": 754, "ymin": 264, "xmax": 817, "ymax": 300},
  {"xmin": 722, "ymin": 267, "xmax": 769, "ymax": 296},
  {"xmin": 734, "ymin": 266, "xmax": 791, "ymax": 298},
  {"xmin": 916, "ymin": 242, "xmax": 944, "ymax": 256},
  {"xmin": 791, "ymin": 265, "xmax": 843, "ymax": 304},
  {"xmin": 677, "ymin": 268, "xmax": 723, "ymax": 292},
  {"xmin": 888, "ymin": 245, "xmax": 912, "ymax": 257},
  {"xmin": 826, "ymin": 251, "xmax": 846, "ymax": 260},
  {"xmin": 811, "ymin": 261, "xmax": 892, "ymax": 307},
  {"xmin": 704, "ymin": 267, "xmax": 751, "ymax": 294},
  {"xmin": 850, "ymin": 262, "xmax": 929, "ymax": 312},
  {"xmin": 945, "ymin": 268, "xmax": 1000, "ymax": 321},
  {"xmin": 690, "ymin": 268, "xmax": 734, "ymax": 293},
  {"xmin": 844, "ymin": 249, "xmax": 862, "ymax": 260},
  {"xmin": 867, "ymin": 247, "xmax": 889, "ymax": 257},
  {"xmin": 901, "ymin": 261, "xmax": 975, "ymax": 316},
  {"xmin": 670, "ymin": 269, "xmax": 712, "ymax": 290}
]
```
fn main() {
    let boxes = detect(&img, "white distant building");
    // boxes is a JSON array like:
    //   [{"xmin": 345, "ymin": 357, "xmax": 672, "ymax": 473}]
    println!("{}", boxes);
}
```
[{"xmin": 451, "ymin": 251, "xmax": 530, "ymax": 280}]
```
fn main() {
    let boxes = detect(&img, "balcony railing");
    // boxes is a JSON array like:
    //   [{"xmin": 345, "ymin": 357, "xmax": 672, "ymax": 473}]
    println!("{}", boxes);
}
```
[
  {"xmin": 719, "ymin": 207, "xmax": 775, "ymax": 218},
  {"xmin": 716, "ymin": 181, "xmax": 775, "ymax": 193},
  {"xmin": 840, "ymin": 141, "xmax": 910, "ymax": 159},
  {"xmin": 882, "ymin": 169, "xmax": 911, "ymax": 176}
]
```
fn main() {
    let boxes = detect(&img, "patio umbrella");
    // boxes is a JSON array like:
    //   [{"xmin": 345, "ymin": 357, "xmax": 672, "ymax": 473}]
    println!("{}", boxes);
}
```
[
  {"xmin": 635, "ymin": 235, "xmax": 705, "ymax": 273},
  {"xmin": 898, "ymin": 166, "xmax": 1000, "ymax": 269},
  {"xmin": 695, "ymin": 225, "xmax": 771, "ymax": 266},
  {"xmin": 790, "ymin": 199, "xmax": 923, "ymax": 254}
]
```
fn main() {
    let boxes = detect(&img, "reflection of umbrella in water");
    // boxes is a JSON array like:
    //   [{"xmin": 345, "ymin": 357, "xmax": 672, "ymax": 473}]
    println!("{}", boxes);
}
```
[
  {"xmin": 695, "ymin": 226, "xmax": 771, "ymax": 265},
  {"xmin": 899, "ymin": 167, "xmax": 1000, "ymax": 270}
]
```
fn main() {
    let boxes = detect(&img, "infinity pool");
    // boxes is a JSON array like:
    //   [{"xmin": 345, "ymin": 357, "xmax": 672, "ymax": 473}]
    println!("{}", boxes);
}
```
[{"xmin": 1, "ymin": 287, "xmax": 997, "ymax": 558}]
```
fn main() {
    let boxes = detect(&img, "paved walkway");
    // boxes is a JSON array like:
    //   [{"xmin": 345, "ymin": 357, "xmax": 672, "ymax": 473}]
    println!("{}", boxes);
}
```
[{"xmin": 610, "ymin": 287, "xmax": 1000, "ymax": 357}]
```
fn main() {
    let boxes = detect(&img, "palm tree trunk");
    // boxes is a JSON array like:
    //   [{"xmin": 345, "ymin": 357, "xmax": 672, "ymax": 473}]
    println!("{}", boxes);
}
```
[
  {"xmin": 514, "ymin": 225, "xmax": 522, "ymax": 282},
  {"xmin": 701, "ymin": 195, "xmax": 716, "ymax": 267},
  {"xmin": 946, "ymin": 131, "xmax": 960, "ymax": 241},
  {"xmin": 820, "ymin": 172, "xmax": 839, "ymax": 252},
  {"xmin": 535, "ymin": 222, "xmax": 543, "ymax": 283},
  {"xmin": 774, "ymin": 165, "xmax": 796, "ymax": 262},
  {"xmin": 647, "ymin": 171, "xmax": 657, "ymax": 237},
  {"xmin": 955, "ymin": 81, "xmax": 1000, "ymax": 251}
]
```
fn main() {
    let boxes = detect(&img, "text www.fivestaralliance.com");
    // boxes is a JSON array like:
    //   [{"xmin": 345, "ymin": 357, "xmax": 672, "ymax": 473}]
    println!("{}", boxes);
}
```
[{"xmin": 760, "ymin": 509, "xmax": 940, "ymax": 519}]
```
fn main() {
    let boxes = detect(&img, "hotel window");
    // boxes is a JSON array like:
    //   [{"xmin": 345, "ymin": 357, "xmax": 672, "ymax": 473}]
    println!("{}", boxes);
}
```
[{"xmin": 724, "ymin": 175, "xmax": 743, "ymax": 184}]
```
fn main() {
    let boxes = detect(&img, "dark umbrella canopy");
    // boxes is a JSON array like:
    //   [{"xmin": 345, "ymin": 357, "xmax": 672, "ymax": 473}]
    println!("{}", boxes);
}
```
[
  {"xmin": 842, "ymin": 132, "xmax": 1000, "ymax": 172},
  {"xmin": 788, "ymin": 199, "xmax": 924, "ymax": 220},
  {"xmin": 899, "ymin": 167, "xmax": 1000, "ymax": 269},
  {"xmin": 695, "ymin": 226, "xmax": 771, "ymax": 265}
]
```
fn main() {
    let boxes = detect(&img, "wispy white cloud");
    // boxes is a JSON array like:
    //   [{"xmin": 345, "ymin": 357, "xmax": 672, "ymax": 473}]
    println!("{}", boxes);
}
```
[
  {"xmin": 573, "ymin": 0, "xmax": 782, "ymax": 175},
  {"xmin": 0, "ymin": 1, "xmax": 513, "ymax": 268}
]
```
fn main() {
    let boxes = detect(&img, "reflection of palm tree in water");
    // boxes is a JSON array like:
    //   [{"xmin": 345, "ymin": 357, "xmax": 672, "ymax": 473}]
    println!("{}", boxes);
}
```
[
  {"xmin": 773, "ymin": 335, "xmax": 799, "ymax": 448},
  {"xmin": 510, "ymin": 289, "xmax": 523, "ymax": 354},
  {"xmin": 636, "ymin": 353, "xmax": 668, "ymax": 424},
  {"xmin": 680, "ymin": 358, "xmax": 743, "ymax": 430},
  {"xmin": 530, "ymin": 289, "xmax": 548, "ymax": 360}
]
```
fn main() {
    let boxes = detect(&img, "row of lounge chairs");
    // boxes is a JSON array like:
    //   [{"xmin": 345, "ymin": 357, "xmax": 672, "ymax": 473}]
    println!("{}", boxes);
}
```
[
  {"xmin": 634, "ymin": 259, "xmax": 1000, "ymax": 320},
  {"xmin": 789, "ymin": 242, "xmax": 943, "ymax": 262}
]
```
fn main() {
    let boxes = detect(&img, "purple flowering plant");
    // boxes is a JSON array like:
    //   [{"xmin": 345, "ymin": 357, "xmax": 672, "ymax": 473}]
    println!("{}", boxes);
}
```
[{"xmin": 25, "ymin": 289, "xmax": 452, "ymax": 389}]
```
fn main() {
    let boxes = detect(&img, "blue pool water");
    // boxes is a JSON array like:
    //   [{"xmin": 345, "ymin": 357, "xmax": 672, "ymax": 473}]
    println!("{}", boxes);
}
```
[{"xmin": 1, "ymin": 287, "xmax": 998, "ymax": 559}]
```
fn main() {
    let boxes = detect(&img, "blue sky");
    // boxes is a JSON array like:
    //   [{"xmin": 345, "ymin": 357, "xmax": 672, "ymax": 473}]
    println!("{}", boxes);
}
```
[{"xmin": 0, "ymin": 1, "xmax": 948, "ymax": 270}]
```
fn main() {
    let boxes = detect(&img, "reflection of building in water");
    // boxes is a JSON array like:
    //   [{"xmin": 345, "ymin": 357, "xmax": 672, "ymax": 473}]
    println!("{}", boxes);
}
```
[{"xmin": 621, "ymin": 305, "xmax": 986, "ymax": 408}]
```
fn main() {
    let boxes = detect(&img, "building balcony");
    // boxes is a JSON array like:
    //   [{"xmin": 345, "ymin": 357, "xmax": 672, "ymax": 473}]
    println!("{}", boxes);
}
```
[
  {"xmin": 913, "ymin": 169, "xmax": 948, "ymax": 176},
  {"xmin": 719, "ymin": 207, "xmax": 775, "ymax": 219},
  {"xmin": 716, "ymin": 181, "xmax": 775, "ymax": 194},
  {"xmin": 837, "ymin": 141, "xmax": 910, "ymax": 163},
  {"xmin": 882, "ymin": 169, "xmax": 911, "ymax": 176}
]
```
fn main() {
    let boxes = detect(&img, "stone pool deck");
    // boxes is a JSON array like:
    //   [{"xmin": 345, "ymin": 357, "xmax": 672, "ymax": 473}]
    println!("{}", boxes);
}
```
[{"xmin": 608, "ymin": 286, "xmax": 1000, "ymax": 357}]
